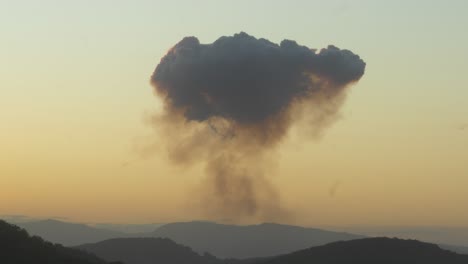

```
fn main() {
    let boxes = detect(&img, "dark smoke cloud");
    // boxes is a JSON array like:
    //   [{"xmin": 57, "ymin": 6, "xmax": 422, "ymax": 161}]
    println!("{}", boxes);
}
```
[
  {"xmin": 153, "ymin": 32, "xmax": 364, "ymax": 126},
  {"xmin": 150, "ymin": 32, "xmax": 365, "ymax": 222}
]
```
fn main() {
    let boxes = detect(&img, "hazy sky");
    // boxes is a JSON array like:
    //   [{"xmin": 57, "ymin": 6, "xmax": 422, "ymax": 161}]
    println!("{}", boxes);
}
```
[{"xmin": 1, "ymin": 0, "xmax": 467, "ymax": 226}]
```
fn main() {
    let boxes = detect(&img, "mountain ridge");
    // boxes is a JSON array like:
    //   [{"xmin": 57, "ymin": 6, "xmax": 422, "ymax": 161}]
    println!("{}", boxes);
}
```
[
  {"xmin": 151, "ymin": 221, "xmax": 364, "ymax": 258},
  {"xmin": 16, "ymin": 219, "xmax": 135, "ymax": 246},
  {"xmin": 260, "ymin": 237, "xmax": 468, "ymax": 264},
  {"xmin": 76, "ymin": 236, "xmax": 468, "ymax": 264},
  {"xmin": 77, "ymin": 237, "xmax": 223, "ymax": 264}
]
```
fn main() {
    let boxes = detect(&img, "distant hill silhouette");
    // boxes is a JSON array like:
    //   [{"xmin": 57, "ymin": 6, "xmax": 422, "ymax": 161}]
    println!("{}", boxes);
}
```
[
  {"xmin": 260, "ymin": 237, "xmax": 468, "ymax": 264},
  {"xmin": 77, "ymin": 237, "xmax": 254, "ymax": 264},
  {"xmin": 92, "ymin": 223, "xmax": 164, "ymax": 234},
  {"xmin": 16, "ymin": 218, "xmax": 468, "ymax": 255},
  {"xmin": 75, "ymin": 235, "xmax": 468, "ymax": 264},
  {"xmin": 0, "ymin": 220, "xmax": 120, "ymax": 264},
  {"xmin": 152, "ymin": 221, "xmax": 363, "ymax": 258},
  {"xmin": 331, "ymin": 226, "xmax": 468, "ymax": 248},
  {"xmin": 17, "ymin": 219, "xmax": 135, "ymax": 246},
  {"xmin": 440, "ymin": 244, "xmax": 468, "ymax": 255}
]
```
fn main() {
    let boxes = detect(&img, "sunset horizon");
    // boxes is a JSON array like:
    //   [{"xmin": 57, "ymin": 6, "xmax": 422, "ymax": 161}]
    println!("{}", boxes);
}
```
[{"xmin": 2, "ymin": 3, "xmax": 468, "ymax": 263}]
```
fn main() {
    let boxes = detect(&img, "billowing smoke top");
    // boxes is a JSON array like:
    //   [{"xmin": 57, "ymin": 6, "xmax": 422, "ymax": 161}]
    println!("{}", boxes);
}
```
[{"xmin": 151, "ymin": 32, "xmax": 365, "ymax": 125}]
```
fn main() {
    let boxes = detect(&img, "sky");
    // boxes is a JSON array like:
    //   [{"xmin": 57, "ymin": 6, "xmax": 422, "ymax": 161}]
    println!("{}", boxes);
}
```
[{"xmin": 1, "ymin": 0, "xmax": 467, "ymax": 226}]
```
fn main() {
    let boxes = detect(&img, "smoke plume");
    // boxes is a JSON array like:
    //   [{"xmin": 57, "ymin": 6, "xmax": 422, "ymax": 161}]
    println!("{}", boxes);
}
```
[{"xmin": 150, "ymin": 32, "xmax": 365, "ymax": 222}]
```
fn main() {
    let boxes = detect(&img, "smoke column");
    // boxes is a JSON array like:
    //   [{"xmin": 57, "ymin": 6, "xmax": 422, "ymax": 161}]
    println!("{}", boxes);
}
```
[{"xmin": 150, "ymin": 32, "xmax": 365, "ymax": 222}]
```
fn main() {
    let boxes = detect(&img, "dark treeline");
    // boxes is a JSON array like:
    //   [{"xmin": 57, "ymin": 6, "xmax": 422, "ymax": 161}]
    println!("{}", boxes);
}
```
[{"xmin": 0, "ymin": 220, "xmax": 121, "ymax": 264}]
